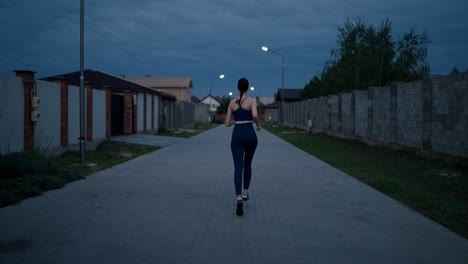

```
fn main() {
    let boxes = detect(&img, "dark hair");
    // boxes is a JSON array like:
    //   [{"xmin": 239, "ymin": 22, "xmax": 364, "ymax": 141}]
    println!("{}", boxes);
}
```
[{"xmin": 236, "ymin": 78, "xmax": 249, "ymax": 105}]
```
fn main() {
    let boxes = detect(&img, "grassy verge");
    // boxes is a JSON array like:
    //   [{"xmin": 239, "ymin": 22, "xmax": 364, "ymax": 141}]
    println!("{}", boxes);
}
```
[
  {"xmin": 1, "ymin": 123, "xmax": 218, "ymax": 208},
  {"xmin": 155, "ymin": 123, "xmax": 219, "ymax": 138},
  {"xmin": 0, "ymin": 141, "xmax": 158, "ymax": 207},
  {"xmin": 52, "ymin": 141, "xmax": 159, "ymax": 176},
  {"xmin": 263, "ymin": 123, "xmax": 468, "ymax": 239}
]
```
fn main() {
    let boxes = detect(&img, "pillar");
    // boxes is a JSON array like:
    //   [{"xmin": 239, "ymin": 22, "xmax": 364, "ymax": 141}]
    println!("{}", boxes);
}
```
[
  {"xmin": 54, "ymin": 77, "xmax": 69, "ymax": 146},
  {"xmin": 86, "ymin": 83, "xmax": 93, "ymax": 141},
  {"xmin": 15, "ymin": 70, "xmax": 35, "ymax": 152}
]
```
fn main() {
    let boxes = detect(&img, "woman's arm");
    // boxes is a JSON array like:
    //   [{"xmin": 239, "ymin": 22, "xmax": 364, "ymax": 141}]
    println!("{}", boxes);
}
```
[{"xmin": 251, "ymin": 99, "xmax": 261, "ymax": 131}]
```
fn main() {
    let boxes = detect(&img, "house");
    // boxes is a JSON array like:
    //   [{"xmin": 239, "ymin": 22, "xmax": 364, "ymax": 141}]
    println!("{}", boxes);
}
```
[
  {"xmin": 258, "ymin": 97, "xmax": 275, "ymax": 106},
  {"xmin": 264, "ymin": 89, "xmax": 302, "ymax": 124},
  {"xmin": 200, "ymin": 95, "xmax": 222, "ymax": 113},
  {"xmin": 191, "ymin": 95, "xmax": 201, "ymax": 104},
  {"xmin": 125, "ymin": 76, "xmax": 193, "ymax": 102},
  {"xmin": 42, "ymin": 69, "xmax": 177, "ymax": 136},
  {"xmin": 276, "ymin": 88, "xmax": 303, "ymax": 102}
]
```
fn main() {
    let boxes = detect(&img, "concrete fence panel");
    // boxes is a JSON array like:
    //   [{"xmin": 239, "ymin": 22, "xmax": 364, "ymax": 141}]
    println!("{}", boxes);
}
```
[
  {"xmin": 431, "ymin": 74, "xmax": 468, "ymax": 157},
  {"xmin": 0, "ymin": 74, "xmax": 24, "ymax": 153},
  {"xmin": 328, "ymin": 95, "xmax": 340, "ymax": 133},
  {"xmin": 371, "ymin": 85, "xmax": 393, "ymax": 143},
  {"xmin": 396, "ymin": 81, "xmax": 424, "ymax": 148},
  {"xmin": 35, "ymin": 80, "xmax": 61, "ymax": 149},
  {"xmin": 341, "ymin": 92, "xmax": 355, "ymax": 136},
  {"xmin": 354, "ymin": 90, "xmax": 368, "ymax": 138},
  {"xmin": 278, "ymin": 72, "xmax": 468, "ymax": 160},
  {"xmin": 93, "ymin": 89, "xmax": 106, "ymax": 140},
  {"xmin": 68, "ymin": 85, "xmax": 81, "ymax": 146}
]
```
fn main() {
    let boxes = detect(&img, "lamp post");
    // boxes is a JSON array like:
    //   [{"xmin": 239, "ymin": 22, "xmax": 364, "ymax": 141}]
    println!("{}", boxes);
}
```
[
  {"xmin": 209, "ymin": 74, "xmax": 224, "ymax": 120},
  {"xmin": 261, "ymin": 46, "xmax": 285, "ymax": 131},
  {"xmin": 79, "ymin": 0, "xmax": 86, "ymax": 164}
]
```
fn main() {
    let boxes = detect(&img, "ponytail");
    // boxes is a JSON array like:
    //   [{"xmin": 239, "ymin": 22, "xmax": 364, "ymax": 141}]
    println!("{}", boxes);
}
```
[
  {"xmin": 236, "ymin": 91, "xmax": 245, "ymax": 105},
  {"xmin": 236, "ymin": 77, "xmax": 249, "ymax": 105}
]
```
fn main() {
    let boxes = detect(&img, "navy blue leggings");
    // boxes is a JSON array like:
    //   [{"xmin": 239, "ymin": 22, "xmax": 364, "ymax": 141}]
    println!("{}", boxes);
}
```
[{"xmin": 231, "ymin": 123, "xmax": 258, "ymax": 196}]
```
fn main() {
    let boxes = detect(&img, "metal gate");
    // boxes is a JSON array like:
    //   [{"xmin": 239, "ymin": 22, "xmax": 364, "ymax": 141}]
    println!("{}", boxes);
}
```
[{"xmin": 111, "ymin": 94, "xmax": 124, "ymax": 136}]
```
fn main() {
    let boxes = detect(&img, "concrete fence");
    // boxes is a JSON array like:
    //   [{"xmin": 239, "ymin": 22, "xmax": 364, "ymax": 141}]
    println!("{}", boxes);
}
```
[
  {"xmin": 0, "ymin": 71, "xmax": 195, "ymax": 154},
  {"xmin": 194, "ymin": 104, "xmax": 210, "ymax": 123},
  {"xmin": 282, "ymin": 72, "xmax": 468, "ymax": 160}
]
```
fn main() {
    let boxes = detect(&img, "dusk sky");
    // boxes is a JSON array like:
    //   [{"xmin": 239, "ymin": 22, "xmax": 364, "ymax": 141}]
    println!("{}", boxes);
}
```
[{"xmin": 1, "ymin": 0, "xmax": 467, "ymax": 98}]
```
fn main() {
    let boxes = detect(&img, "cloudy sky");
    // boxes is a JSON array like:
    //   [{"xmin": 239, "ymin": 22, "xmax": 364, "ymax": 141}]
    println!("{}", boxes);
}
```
[{"xmin": 1, "ymin": 0, "xmax": 467, "ymax": 98}]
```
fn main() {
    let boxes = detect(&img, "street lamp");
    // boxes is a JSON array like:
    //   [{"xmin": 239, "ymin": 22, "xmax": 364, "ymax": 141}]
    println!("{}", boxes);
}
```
[
  {"xmin": 210, "ymin": 74, "xmax": 224, "ymax": 113},
  {"xmin": 79, "ymin": 0, "xmax": 86, "ymax": 164},
  {"xmin": 261, "ymin": 46, "xmax": 285, "ymax": 131}
]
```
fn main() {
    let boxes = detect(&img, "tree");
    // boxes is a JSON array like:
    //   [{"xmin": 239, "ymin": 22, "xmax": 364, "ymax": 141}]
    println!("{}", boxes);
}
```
[
  {"xmin": 451, "ymin": 67, "xmax": 460, "ymax": 74},
  {"xmin": 301, "ymin": 76, "xmax": 323, "ymax": 99},
  {"xmin": 393, "ymin": 28, "xmax": 431, "ymax": 81},
  {"xmin": 301, "ymin": 18, "xmax": 431, "ymax": 99}
]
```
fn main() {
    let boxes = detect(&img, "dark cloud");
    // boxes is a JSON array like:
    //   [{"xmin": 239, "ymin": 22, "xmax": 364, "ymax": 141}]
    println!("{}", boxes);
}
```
[{"xmin": 1, "ymin": 0, "xmax": 467, "ymax": 97}]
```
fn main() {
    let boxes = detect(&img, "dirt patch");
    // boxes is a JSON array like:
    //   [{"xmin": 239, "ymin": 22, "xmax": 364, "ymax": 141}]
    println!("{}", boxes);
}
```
[{"xmin": 119, "ymin": 152, "xmax": 134, "ymax": 158}]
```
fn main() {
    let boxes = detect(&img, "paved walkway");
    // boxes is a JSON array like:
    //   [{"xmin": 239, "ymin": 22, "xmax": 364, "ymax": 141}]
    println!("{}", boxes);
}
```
[{"xmin": 1, "ymin": 126, "xmax": 467, "ymax": 264}]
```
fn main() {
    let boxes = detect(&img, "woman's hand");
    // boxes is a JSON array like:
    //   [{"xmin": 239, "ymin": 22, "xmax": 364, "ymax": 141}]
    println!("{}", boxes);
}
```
[{"xmin": 256, "ymin": 126, "xmax": 261, "ymax": 132}]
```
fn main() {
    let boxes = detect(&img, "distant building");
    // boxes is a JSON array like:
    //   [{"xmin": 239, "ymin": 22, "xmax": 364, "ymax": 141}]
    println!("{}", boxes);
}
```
[
  {"xmin": 276, "ymin": 88, "xmax": 303, "ymax": 102},
  {"xmin": 126, "ymin": 76, "xmax": 193, "ymax": 102},
  {"xmin": 258, "ymin": 97, "xmax": 275, "ymax": 105},
  {"xmin": 200, "ymin": 95, "xmax": 222, "ymax": 112},
  {"xmin": 191, "ymin": 95, "xmax": 201, "ymax": 104}
]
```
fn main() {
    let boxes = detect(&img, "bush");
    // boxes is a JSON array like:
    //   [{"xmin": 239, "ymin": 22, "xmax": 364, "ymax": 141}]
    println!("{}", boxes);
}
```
[
  {"xmin": 0, "ymin": 151, "xmax": 58, "ymax": 180},
  {"xmin": 0, "ymin": 151, "xmax": 83, "ymax": 207}
]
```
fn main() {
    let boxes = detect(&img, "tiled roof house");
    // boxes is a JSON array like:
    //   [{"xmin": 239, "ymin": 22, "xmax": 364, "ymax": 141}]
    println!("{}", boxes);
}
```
[{"xmin": 126, "ymin": 76, "xmax": 193, "ymax": 102}]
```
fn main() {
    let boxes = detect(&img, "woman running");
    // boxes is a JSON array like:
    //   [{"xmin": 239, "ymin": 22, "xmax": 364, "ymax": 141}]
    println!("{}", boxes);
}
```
[{"xmin": 225, "ymin": 77, "xmax": 261, "ymax": 216}]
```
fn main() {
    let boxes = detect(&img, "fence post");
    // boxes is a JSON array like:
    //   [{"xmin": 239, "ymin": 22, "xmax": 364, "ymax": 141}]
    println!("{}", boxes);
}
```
[
  {"xmin": 53, "ymin": 77, "xmax": 69, "ymax": 146},
  {"xmin": 351, "ymin": 91, "xmax": 356, "ymax": 136},
  {"xmin": 390, "ymin": 83, "xmax": 399, "ymax": 143},
  {"xmin": 143, "ymin": 92, "xmax": 147, "ymax": 132},
  {"xmin": 15, "ymin": 70, "xmax": 35, "ymax": 152},
  {"xmin": 132, "ymin": 92, "xmax": 138, "ymax": 133},
  {"xmin": 367, "ymin": 88, "xmax": 374, "ymax": 139},
  {"xmin": 104, "ymin": 87, "xmax": 111, "ymax": 138},
  {"xmin": 338, "ymin": 93, "xmax": 343, "ymax": 133},
  {"xmin": 422, "ymin": 77, "xmax": 433, "ymax": 153},
  {"xmin": 151, "ymin": 94, "xmax": 155, "ymax": 131},
  {"xmin": 86, "ymin": 82, "xmax": 93, "ymax": 141}
]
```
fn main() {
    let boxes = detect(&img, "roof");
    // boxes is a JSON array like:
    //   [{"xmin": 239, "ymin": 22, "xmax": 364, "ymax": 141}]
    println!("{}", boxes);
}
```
[
  {"xmin": 191, "ymin": 96, "xmax": 201, "ymax": 104},
  {"xmin": 264, "ymin": 101, "xmax": 279, "ymax": 109},
  {"xmin": 277, "ymin": 88, "xmax": 303, "ymax": 101},
  {"xmin": 200, "ymin": 95, "xmax": 222, "ymax": 103},
  {"xmin": 41, "ymin": 70, "xmax": 176, "ymax": 100},
  {"xmin": 126, "ymin": 76, "xmax": 192, "ymax": 88},
  {"xmin": 258, "ymin": 97, "xmax": 275, "ymax": 105}
]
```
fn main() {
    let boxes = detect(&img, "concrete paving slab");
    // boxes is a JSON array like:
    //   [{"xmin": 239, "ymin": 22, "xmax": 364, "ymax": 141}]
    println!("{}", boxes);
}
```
[
  {"xmin": 1, "ymin": 125, "xmax": 467, "ymax": 264},
  {"xmin": 110, "ymin": 134, "xmax": 183, "ymax": 147}
]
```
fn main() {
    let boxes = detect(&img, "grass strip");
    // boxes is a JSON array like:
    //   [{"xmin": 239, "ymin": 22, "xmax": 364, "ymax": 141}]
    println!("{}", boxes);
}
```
[
  {"xmin": 155, "ymin": 123, "xmax": 219, "ymax": 138},
  {"xmin": 1, "ymin": 141, "xmax": 158, "ymax": 207}
]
